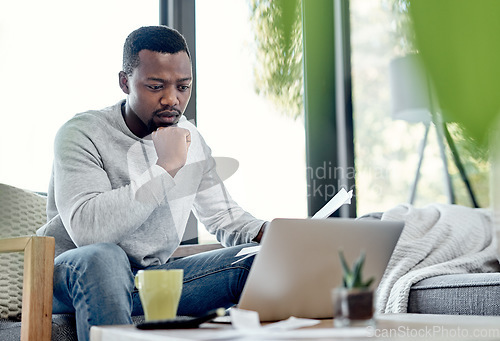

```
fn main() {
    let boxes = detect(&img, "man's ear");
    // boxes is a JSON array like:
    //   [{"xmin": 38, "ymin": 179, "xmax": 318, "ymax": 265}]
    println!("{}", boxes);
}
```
[{"xmin": 119, "ymin": 71, "xmax": 130, "ymax": 94}]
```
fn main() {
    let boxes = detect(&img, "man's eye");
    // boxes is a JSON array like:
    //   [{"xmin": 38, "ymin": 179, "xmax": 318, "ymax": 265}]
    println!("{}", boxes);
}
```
[
  {"xmin": 147, "ymin": 85, "xmax": 163, "ymax": 90},
  {"xmin": 178, "ymin": 85, "xmax": 191, "ymax": 92}
]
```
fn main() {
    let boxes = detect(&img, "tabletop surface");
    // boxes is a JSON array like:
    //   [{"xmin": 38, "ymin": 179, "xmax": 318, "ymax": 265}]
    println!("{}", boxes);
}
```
[{"xmin": 90, "ymin": 313, "xmax": 500, "ymax": 341}]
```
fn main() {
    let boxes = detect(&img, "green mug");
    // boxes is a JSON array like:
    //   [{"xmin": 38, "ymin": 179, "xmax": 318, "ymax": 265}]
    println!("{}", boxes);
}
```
[{"xmin": 135, "ymin": 269, "xmax": 183, "ymax": 321}]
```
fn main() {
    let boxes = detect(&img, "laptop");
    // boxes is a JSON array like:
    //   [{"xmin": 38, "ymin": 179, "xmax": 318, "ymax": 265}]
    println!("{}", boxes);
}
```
[{"xmin": 237, "ymin": 218, "xmax": 404, "ymax": 321}]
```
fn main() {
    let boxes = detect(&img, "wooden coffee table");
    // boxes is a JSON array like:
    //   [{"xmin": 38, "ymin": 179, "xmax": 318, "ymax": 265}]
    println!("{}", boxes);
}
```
[{"xmin": 90, "ymin": 314, "xmax": 500, "ymax": 340}]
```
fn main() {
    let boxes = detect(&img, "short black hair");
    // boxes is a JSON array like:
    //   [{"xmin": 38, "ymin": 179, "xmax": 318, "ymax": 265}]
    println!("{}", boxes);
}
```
[{"xmin": 122, "ymin": 25, "xmax": 191, "ymax": 75}]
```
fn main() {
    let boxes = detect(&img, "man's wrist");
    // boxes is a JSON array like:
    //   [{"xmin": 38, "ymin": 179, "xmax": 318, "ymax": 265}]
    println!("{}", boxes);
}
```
[
  {"xmin": 156, "ymin": 161, "xmax": 181, "ymax": 177},
  {"xmin": 253, "ymin": 222, "xmax": 268, "ymax": 243}
]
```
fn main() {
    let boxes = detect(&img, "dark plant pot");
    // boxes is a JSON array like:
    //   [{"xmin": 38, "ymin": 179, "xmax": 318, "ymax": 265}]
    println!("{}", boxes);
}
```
[
  {"xmin": 345, "ymin": 290, "xmax": 373, "ymax": 320},
  {"xmin": 332, "ymin": 288, "xmax": 375, "ymax": 327}
]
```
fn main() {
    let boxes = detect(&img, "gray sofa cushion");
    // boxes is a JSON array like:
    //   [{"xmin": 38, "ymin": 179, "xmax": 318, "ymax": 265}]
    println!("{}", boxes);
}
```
[
  {"xmin": 0, "ymin": 319, "xmax": 21, "ymax": 341},
  {"xmin": 0, "ymin": 314, "xmax": 145, "ymax": 340},
  {"xmin": 408, "ymin": 273, "xmax": 500, "ymax": 315},
  {"xmin": 360, "ymin": 211, "xmax": 500, "ymax": 315}
]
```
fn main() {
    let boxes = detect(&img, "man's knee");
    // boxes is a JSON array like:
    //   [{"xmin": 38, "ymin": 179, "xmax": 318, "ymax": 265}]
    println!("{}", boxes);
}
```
[
  {"xmin": 55, "ymin": 242, "xmax": 130, "ymax": 273},
  {"xmin": 53, "ymin": 243, "xmax": 134, "ymax": 330}
]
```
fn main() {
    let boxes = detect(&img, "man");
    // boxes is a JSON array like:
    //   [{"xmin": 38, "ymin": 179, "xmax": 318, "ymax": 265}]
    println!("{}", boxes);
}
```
[{"xmin": 37, "ymin": 26, "xmax": 267, "ymax": 341}]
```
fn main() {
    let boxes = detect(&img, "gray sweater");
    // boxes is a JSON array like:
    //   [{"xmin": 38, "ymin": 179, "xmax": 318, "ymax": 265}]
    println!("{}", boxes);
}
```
[{"xmin": 37, "ymin": 101, "xmax": 265, "ymax": 267}]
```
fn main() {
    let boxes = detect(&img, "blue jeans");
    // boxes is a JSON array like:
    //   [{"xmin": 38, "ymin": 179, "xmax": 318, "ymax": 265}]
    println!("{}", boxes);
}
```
[{"xmin": 52, "ymin": 242, "xmax": 256, "ymax": 341}]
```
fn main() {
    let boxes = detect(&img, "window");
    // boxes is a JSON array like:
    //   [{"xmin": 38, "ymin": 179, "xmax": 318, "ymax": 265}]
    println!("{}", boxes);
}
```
[
  {"xmin": 350, "ymin": 0, "xmax": 488, "ymax": 214},
  {"xmin": 195, "ymin": 0, "xmax": 307, "ymax": 241},
  {"xmin": 0, "ymin": 0, "xmax": 158, "ymax": 192}
]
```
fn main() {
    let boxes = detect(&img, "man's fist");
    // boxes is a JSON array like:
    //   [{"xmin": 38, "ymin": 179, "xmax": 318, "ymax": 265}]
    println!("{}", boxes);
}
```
[{"xmin": 152, "ymin": 126, "xmax": 191, "ymax": 177}]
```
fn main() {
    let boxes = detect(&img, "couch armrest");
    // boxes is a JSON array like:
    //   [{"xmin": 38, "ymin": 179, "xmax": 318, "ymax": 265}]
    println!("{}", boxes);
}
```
[
  {"xmin": 0, "ymin": 236, "xmax": 55, "ymax": 341},
  {"xmin": 171, "ymin": 243, "xmax": 223, "ymax": 258}
]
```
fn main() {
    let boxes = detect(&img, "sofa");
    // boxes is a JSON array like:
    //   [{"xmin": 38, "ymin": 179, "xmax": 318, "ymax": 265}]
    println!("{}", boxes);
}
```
[
  {"xmin": 407, "ymin": 273, "xmax": 500, "ymax": 314},
  {"xmin": 356, "ymin": 210, "xmax": 500, "ymax": 315},
  {"xmin": 1, "ymin": 182, "xmax": 500, "ymax": 340},
  {"xmin": 0, "ymin": 183, "xmax": 221, "ymax": 341}
]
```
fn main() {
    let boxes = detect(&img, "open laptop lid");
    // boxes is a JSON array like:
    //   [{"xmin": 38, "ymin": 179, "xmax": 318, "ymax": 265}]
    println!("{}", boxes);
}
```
[{"xmin": 238, "ymin": 218, "xmax": 404, "ymax": 321}]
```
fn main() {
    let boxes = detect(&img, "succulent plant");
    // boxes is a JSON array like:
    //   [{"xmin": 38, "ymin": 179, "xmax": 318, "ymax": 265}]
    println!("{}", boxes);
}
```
[{"xmin": 338, "ymin": 250, "xmax": 375, "ymax": 290}]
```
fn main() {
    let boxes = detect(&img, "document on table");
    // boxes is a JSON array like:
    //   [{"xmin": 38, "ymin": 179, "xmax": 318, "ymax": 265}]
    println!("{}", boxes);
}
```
[
  {"xmin": 231, "ymin": 188, "xmax": 353, "ymax": 265},
  {"xmin": 103, "ymin": 308, "xmax": 370, "ymax": 340},
  {"xmin": 103, "ymin": 323, "xmax": 371, "ymax": 341}
]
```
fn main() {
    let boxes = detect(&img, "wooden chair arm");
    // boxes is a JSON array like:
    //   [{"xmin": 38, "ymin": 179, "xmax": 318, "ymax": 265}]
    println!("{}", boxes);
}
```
[
  {"xmin": 0, "ymin": 237, "xmax": 218, "ymax": 340},
  {"xmin": 171, "ymin": 243, "xmax": 223, "ymax": 258},
  {"xmin": 0, "ymin": 236, "xmax": 55, "ymax": 341}
]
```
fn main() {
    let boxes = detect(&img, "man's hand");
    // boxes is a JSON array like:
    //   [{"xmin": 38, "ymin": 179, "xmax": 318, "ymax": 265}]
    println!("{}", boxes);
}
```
[
  {"xmin": 152, "ymin": 126, "xmax": 191, "ymax": 177},
  {"xmin": 253, "ymin": 222, "xmax": 268, "ymax": 243}
]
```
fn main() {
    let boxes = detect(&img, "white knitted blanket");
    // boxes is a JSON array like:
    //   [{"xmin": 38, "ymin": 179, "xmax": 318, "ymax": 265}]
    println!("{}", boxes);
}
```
[{"xmin": 376, "ymin": 203, "xmax": 500, "ymax": 313}]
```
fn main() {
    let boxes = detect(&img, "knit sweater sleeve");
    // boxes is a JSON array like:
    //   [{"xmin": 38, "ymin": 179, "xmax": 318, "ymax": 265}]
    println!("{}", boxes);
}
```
[
  {"xmin": 52, "ymin": 116, "xmax": 175, "ymax": 247},
  {"xmin": 191, "ymin": 137, "xmax": 266, "ymax": 246}
]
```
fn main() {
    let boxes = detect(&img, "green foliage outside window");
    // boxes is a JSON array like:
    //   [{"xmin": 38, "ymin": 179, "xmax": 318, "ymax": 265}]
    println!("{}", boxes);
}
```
[
  {"xmin": 389, "ymin": 0, "xmax": 490, "ymax": 208},
  {"xmin": 247, "ymin": 0, "xmax": 490, "ymax": 209},
  {"xmin": 248, "ymin": 0, "xmax": 304, "ymax": 120}
]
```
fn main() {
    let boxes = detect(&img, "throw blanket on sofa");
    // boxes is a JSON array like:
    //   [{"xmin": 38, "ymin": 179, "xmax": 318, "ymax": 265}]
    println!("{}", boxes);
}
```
[{"xmin": 376, "ymin": 203, "xmax": 500, "ymax": 313}]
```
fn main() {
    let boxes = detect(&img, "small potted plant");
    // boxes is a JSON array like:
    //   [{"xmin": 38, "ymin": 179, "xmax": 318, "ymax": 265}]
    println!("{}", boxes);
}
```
[{"xmin": 332, "ymin": 250, "xmax": 375, "ymax": 327}]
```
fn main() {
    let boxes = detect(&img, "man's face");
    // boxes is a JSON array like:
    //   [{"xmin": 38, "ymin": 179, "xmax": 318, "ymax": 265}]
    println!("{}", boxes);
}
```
[{"xmin": 120, "ymin": 50, "xmax": 192, "ymax": 137}]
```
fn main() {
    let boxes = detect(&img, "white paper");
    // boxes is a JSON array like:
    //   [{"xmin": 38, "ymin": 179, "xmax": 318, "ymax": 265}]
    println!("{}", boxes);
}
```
[
  {"xmin": 235, "ymin": 245, "xmax": 261, "ymax": 257},
  {"xmin": 230, "ymin": 308, "xmax": 261, "ymax": 330},
  {"xmin": 231, "ymin": 189, "xmax": 353, "ymax": 266},
  {"xmin": 231, "ymin": 253, "xmax": 257, "ymax": 265},
  {"xmin": 229, "ymin": 308, "xmax": 320, "ymax": 332},
  {"xmin": 312, "ymin": 188, "xmax": 353, "ymax": 219},
  {"xmin": 222, "ymin": 309, "xmax": 367, "ymax": 340},
  {"xmin": 263, "ymin": 316, "xmax": 320, "ymax": 331},
  {"xmin": 232, "ymin": 246, "xmax": 261, "ymax": 265}
]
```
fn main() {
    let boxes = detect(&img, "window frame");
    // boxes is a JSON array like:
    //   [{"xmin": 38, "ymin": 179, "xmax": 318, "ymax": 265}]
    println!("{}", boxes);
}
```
[{"xmin": 166, "ymin": 0, "xmax": 356, "ymax": 218}]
